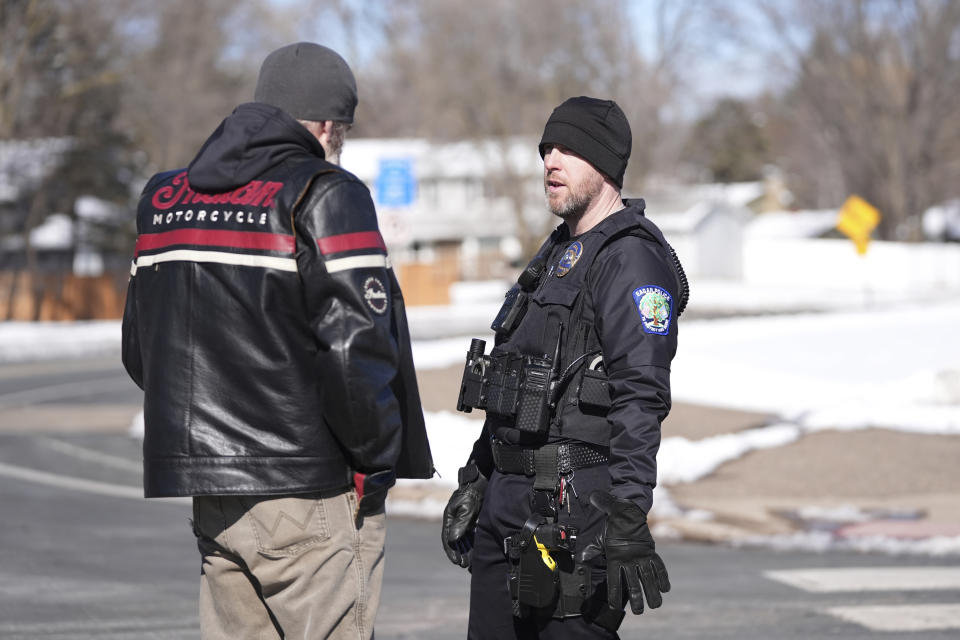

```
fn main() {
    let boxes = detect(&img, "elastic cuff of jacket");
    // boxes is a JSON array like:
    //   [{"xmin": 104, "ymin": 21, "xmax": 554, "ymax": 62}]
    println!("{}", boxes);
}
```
[
  {"xmin": 458, "ymin": 461, "xmax": 487, "ymax": 488},
  {"xmin": 609, "ymin": 487, "xmax": 651, "ymax": 516}
]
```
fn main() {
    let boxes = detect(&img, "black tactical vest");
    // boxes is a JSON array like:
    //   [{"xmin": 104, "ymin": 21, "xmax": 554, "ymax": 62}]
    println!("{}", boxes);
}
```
[{"xmin": 489, "ymin": 199, "xmax": 688, "ymax": 447}]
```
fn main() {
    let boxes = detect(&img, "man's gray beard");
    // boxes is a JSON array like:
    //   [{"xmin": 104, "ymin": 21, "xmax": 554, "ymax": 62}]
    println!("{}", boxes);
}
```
[
  {"xmin": 546, "ymin": 172, "xmax": 604, "ymax": 219},
  {"xmin": 325, "ymin": 122, "xmax": 348, "ymax": 165}
]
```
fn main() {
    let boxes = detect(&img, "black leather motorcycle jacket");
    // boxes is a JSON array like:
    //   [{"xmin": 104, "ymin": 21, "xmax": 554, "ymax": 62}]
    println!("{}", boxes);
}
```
[
  {"xmin": 122, "ymin": 102, "xmax": 433, "ymax": 498},
  {"xmin": 469, "ymin": 201, "xmax": 682, "ymax": 512}
]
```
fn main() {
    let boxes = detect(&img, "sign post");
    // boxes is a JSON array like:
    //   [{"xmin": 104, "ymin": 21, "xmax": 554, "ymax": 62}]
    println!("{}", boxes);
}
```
[
  {"xmin": 375, "ymin": 158, "xmax": 415, "ymax": 248},
  {"xmin": 836, "ymin": 195, "xmax": 882, "ymax": 306}
]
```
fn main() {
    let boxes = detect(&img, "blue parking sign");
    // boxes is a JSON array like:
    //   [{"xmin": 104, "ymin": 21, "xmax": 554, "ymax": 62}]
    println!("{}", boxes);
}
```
[{"xmin": 375, "ymin": 158, "xmax": 416, "ymax": 207}]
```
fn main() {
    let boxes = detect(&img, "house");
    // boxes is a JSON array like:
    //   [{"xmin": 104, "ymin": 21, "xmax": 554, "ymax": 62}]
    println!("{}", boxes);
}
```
[
  {"xmin": 0, "ymin": 138, "xmax": 127, "ymax": 319},
  {"xmin": 923, "ymin": 199, "xmax": 960, "ymax": 242},
  {"xmin": 340, "ymin": 137, "xmax": 544, "ymax": 303},
  {"xmin": 642, "ymin": 182, "xmax": 760, "ymax": 279}
]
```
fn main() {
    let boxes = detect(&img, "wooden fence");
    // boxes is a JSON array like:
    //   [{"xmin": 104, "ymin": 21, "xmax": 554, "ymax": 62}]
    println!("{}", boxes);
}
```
[
  {"xmin": 0, "ymin": 248, "xmax": 475, "ymax": 321},
  {"xmin": 0, "ymin": 271, "xmax": 127, "ymax": 321}
]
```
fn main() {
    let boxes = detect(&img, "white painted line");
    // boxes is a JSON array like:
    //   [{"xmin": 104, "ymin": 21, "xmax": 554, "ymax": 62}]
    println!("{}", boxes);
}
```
[
  {"xmin": 765, "ymin": 567, "xmax": 960, "ymax": 592},
  {"xmin": 0, "ymin": 375, "xmax": 133, "ymax": 408},
  {"xmin": 0, "ymin": 357, "xmax": 121, "ymax": 380},
  {"xmin": 826, "ymin": 604, "xmax": 960, "ymax": 632},
  {"xmin": 0, "ymin": 461, "xmax": 186, "ymax": 505},
  {"xmin": 39, "ymin": 437, "xmax": 142, "ymax": 473},
  {"xmin": 0, "ymin": 616, "xmax": 198, "ymax": 634}
]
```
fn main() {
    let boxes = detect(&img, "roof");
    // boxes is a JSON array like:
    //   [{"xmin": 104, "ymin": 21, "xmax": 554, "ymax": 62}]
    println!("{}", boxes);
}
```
[
  {"xmin": 745, "ymin": 209, "xmax": 838, "ymax": 239},
  {"xmin": 641, "ymin": 180, "xmax": 765, "ymax": 216},
  {"xmin": 653, "ymin": 201, "xmax": 752, "ymax": 235}
]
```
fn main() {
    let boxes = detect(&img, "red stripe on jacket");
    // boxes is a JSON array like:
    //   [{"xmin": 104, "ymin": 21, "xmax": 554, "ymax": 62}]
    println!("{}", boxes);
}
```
[
  {"xmin": 135, "ymin": 229, "xmax": 295, "ymax": 256},
  {"xmin": 316, "ymin": 231, "xmax": 386, "ymax": 255}
]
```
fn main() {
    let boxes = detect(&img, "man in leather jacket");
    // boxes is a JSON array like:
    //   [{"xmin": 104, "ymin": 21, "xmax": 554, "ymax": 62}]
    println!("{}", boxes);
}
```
[
  {"xmin": 442, "ymin": 97, "xmax": 684, "ymax": 638},
  {"xmin": 122, "ymin": 42, "xmax": 433, "ymax": 640}
]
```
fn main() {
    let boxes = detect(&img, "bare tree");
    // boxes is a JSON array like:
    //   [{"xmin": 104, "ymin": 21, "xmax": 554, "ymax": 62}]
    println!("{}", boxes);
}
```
[
  {"xmin": 341, "ymin": 0, "xmax": 713, "ymax": 252},
  {"xmin": 116, "ymin": 0, "xmax": 255, "ymax": 171},
  {"xmin": 756, "ymin": 0, "xmax": 960, "ymax": 240},
  {"xmin": 0, "ymin": 0, "xmax": 137, "ymax": 319}
]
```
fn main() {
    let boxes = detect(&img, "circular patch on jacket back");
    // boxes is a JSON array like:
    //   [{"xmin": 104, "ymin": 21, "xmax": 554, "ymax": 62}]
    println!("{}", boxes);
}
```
[
  {"xmin": 556, "ymin": 241, "xmax": 583, "ymax": 277},
  {"xmin": 363, "ymin": 276, "xmax": 388, "ymax": 314},
  {"xmin": 632, "ymin": 285, "xmax": 673, "ymax": 335}
]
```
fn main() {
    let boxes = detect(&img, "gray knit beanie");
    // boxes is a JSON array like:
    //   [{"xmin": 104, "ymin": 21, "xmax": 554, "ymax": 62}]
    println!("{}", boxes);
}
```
[{"xmin": 254, "ymin": 42, "xmax": 357, "ymax": 123}]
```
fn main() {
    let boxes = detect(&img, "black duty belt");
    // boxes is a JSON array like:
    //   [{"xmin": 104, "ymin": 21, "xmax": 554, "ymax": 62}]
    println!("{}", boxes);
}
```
[{"xmin": 492, "ymin": 440, "xmax": 609, "ymax": 477}]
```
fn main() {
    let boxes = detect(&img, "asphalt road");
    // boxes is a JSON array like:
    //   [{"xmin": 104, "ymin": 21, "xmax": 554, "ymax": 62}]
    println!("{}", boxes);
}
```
[{"xmin": 1, "ymin": 356, "xmax": 958, "ymax": 639}]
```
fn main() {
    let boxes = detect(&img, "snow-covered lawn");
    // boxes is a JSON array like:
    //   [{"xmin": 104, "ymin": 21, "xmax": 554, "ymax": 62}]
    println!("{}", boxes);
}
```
[{"xmin": 413, "ymin": 299, "xmax": 960, "ymax": 485}]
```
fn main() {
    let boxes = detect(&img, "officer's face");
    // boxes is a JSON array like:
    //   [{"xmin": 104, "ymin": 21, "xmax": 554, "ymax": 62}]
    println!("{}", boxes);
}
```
[{"xmin": 543, "ymin": 145, "xmax": 605, "ymax": 220}]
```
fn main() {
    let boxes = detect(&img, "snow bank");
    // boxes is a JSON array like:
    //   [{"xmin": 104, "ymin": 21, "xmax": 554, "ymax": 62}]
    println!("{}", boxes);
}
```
[
  {"xmin": 0, "ymin": 321, "xmax": 120, "ymax": 362},
  {"xmin": 670, "ymin": 300, "xmax": 960, "ymax": 434},
  {"xmin": 658, "ymin": 423, "xmax": 801, "ymax": 485}
]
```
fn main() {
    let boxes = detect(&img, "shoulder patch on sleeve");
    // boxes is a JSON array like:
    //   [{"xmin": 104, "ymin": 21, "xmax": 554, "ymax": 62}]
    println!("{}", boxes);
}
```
[
  {"xmin": 632, "ymin": 285, "xmax": 673, "ymax": 335},
  {"xmin": 363, "ymin": 276, "xmax": 389, "ymax": 314}
]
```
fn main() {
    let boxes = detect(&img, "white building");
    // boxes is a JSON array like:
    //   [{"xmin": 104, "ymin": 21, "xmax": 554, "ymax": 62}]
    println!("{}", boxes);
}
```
[
  {"xmin": 340, "ymin": 137, "xmax": 542, "ymax": 250},
  {"xmin": 643, "ymin": 182, "xmax": 762, "ymax": 280}
]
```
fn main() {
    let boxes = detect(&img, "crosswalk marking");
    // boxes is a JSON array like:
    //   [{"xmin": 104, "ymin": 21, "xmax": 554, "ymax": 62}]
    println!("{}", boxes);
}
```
[
  {"xmin": 766, "ymin": 567, "xmax": 960, "ymax": 633},
  {"xmin": 765, "ymin": 567, "xmax": 960, "ymax": 592},
  {"xmin": 826, "ymin": 604, "xmax": 960, "ymax": 632}
]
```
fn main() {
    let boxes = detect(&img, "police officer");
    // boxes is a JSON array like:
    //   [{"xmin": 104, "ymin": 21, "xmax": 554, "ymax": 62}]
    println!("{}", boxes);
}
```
[{"xmin": 442, "ymin": 97, "xmax": 687, "ymax": 639}]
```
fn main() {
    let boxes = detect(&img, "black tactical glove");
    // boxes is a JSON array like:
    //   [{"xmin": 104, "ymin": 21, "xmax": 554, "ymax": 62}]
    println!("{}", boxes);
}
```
[
  {"xmin": 578, "ymin": 491, "xmax": 670, "ymax": 615},
  {"xmin": 441, "ymin": 462, "xmax": 488, "ymax": 569},
  {"xmin": 353, "ymin": 470, "xmax": 395, "ymax": 527}
]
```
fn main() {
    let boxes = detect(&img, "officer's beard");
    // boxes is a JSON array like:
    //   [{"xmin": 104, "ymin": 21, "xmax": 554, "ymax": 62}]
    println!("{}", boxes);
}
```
[{"xmin": 546, "ymin": 171, "xmax": 605, "ymax": 221}]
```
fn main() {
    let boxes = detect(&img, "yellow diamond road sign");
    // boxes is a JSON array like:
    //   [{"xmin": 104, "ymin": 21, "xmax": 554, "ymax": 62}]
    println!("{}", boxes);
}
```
[{"xmin": 837, "ymin": 195, "xmax": 881, "ymax": 255}]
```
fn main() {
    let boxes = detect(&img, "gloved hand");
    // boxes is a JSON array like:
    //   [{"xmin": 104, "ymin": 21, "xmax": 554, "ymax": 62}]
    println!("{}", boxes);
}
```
[
  {"xmin": 353, "ymin": 470, "xmax": 395, "ymax": 526},
  {"xmin": 578, "ymin": 491, "xmax": 670, "ymax": 615},
  {"xmin": 441, "ymin": 462, "xmax": 488, "ymax": 568}
]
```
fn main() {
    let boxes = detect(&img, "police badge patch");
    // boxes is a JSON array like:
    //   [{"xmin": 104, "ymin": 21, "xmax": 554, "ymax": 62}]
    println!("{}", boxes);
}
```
[
  {"xmin": 632, "ymin": 285, "xmax": 673, "ymax": 335},
  {"xmin": 555, "ymin": 241, "xmax": 583, "ymax": 277},
  {"xmin": 363, "ymin": 276, "xmax": 388, "ymax": 314}
]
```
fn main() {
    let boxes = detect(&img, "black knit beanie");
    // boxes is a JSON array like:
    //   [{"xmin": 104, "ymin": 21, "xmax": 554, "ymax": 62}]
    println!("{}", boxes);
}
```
[
  {"xmin": 254, "ymin": 42, "xmax": 358, "ymax": 123},
  {"xmin": 538, "ymin": 97, "xmax": 632, "ymax": 188}
]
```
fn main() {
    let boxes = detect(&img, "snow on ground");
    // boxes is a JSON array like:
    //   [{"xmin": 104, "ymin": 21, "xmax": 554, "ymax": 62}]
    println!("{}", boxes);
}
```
[
  {"xmin": 412, "ymin": 335, "xmax": 492, "ymax": 370},
  {"xmin": 408, "ymin": 298, "xmax": 960, "ymax": 484},
  {"xmin": 669, "ymin": 300, "xmax": 960, "ymax": 434},
  {"xmin": 4, "ymin": 287, "xmax": 960, "ymax": 554},
  {"xmin": 397, "ymin": 299, "xmax": 960, "ymax": 556},
  {"xmin": 0, "ymin": 320, "xmax": 120, "ymax": 362},
  {"xmin": 657, "ymin": 423, "xmax": 802, "ymax": 485}
]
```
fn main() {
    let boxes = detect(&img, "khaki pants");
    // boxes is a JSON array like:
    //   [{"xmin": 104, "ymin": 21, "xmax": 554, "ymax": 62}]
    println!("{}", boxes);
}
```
[{"xmin": 192, "ymin": 489, "xmax": 385, "ymax": 640}]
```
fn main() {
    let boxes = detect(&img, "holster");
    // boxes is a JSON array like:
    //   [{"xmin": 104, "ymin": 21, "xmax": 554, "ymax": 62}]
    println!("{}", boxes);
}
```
[
  {"xmin": 582, "ymin": 595, "xmax": 627, "ymax": 632},
  {"xmin": 502, "ymin": 485, "xmax": 625, "ymax": 631},
  {"xmin": 504, "ymin": 511, "xmax": 591, "ymax": 620},
  {"xmin": 505, "ymin": 514, "xmax": 559, "ymax": 614}
]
